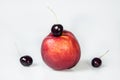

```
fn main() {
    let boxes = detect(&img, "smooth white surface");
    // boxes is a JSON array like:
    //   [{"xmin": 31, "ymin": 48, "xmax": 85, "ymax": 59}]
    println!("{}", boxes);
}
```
[{"xmin": 0, "ymin": 0, "xmax": 120, "ymax": 80}]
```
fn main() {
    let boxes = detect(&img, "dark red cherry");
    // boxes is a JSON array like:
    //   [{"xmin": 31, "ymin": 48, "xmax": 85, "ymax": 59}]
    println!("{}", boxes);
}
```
[
  {"xmin": 20, "ymin": 55, "xmax": 33, "ymax": 66},
  {"xmin": 91, "ymin": 57, "xmax": 102, "ymax": 68},
  {"xmin": 51, "ymin": 24, "xmax": 63, "ymax": 37}
]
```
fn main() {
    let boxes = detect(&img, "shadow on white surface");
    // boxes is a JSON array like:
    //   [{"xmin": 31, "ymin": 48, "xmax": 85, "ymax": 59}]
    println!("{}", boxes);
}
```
[
  {"xmin": 73, "ymin": 60, "xmax": 90, "ymax": 71},
  {"xmin": 61, "ymin": 60, "xmax": 90, "ymax": 72},
  {"xmin": 29, "ymin": 63, "xmax": 38, "ymax": 67}
]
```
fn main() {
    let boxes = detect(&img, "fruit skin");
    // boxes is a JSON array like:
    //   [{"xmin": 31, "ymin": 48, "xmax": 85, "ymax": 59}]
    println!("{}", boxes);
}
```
[{"xmin": 41, "ymin": 30, "xmax": 81, "ymax": 70}]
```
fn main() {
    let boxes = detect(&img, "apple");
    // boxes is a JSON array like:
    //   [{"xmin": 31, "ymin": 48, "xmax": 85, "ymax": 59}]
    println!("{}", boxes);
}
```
[{"xmin": 41, "ymin": 24, "xmax": 81, "ymax": 70}]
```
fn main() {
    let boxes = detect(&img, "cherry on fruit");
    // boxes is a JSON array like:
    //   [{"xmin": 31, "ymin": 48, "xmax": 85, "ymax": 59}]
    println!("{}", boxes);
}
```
[
  {"xmin": 47, "ymin": 7, "xmax": 63, "ymax": 37},
  {"xmin": 51, "ymin": 24, "xmax": 63, "ymax": 37},
  {"xmin": 20, "ymin": 55, "xmax": 33, "ymax": 66}
]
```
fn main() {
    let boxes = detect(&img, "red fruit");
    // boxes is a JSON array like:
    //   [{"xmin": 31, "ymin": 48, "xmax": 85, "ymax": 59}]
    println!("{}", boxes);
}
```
[{"xmin": 41, "ymin": 30, "xmax": 81, "ymax": 70}]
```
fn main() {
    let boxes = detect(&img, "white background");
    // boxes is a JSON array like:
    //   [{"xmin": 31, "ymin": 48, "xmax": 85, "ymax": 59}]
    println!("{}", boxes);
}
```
[{"xmin": 0, "ymin": 0, "xmax": 120, "ymax": 80}]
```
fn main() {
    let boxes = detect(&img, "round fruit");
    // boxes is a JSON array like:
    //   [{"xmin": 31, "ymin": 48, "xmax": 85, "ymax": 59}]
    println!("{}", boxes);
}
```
[
  {"xmin": 20, "ymin": 55, "xmax": 33, "ymax": 66},
  {"xmin": 91, "ymin": 57, "xmax": 102, "ymax": 67},
  {"xmin": 41, "ymin": 30, "xmax": 81, "ymax": 70},
  {"xmin": 51, "ymin": 24, "xmax": 63, "ymax": 37}
]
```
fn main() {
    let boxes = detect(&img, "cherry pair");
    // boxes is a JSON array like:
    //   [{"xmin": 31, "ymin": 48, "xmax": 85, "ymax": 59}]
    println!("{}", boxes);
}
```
[
  {"xmin": 20, "ymin": 55, "xmax": 102, "ymax": 68},
  {"xmin": 20, "ymin": 56, "xmax": 102, "ymax": 68}
]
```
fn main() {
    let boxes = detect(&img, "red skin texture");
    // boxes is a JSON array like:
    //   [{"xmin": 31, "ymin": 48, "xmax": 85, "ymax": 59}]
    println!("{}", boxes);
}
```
[{"xmin": 41, "ymin": 30, "xmax": 81, "ymax": 70}]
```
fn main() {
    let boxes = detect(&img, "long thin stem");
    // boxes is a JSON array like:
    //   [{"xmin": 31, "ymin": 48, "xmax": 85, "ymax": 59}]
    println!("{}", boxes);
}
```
[
  {"xmin": 99, "ymin": 50, "xmax": 110, "ymax": 58},
  {"xmin": 47, "ymin": 6, "xmax": 59, "ymax": 24},
  {"xmin": 9, "ymin": 27, "xmax": 25, "ymax": 57},
  {"xmin": 14, "ymin": 42, "xmax": 22, "ymax": 56}
]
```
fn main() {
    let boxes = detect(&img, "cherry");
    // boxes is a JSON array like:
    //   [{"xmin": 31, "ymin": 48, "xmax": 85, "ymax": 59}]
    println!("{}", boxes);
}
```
[
  {"xmin": 91, "ymin": 50, "xmax": 109, "ymax": 68},
  {"xmin": 20, "ymin": 55, "xmax": 33, "ymax": 66},
  {"xmin": 51, "ymin": 24, "xmax": 63, "ymax": 37},
  {"xmin": 91, "ymin": 57, "xmax": 102, "ymax": 67}
]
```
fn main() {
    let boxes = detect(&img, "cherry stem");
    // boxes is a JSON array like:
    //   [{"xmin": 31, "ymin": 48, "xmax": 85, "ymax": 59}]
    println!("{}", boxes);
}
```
[
  {"xmin": 10, "ymin": 29, "xmax": 25, "ymax": 57},
  {"xmin": 99, "ymin": 50, "xmax": 110, "ymax": 58},
  {"xmin": 14, "ymin": 42, "xmax": 22, "ymax": 56},
  {"xmin": 47, "ymin": 6, "xmax": 59, "ymax": 24}
]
